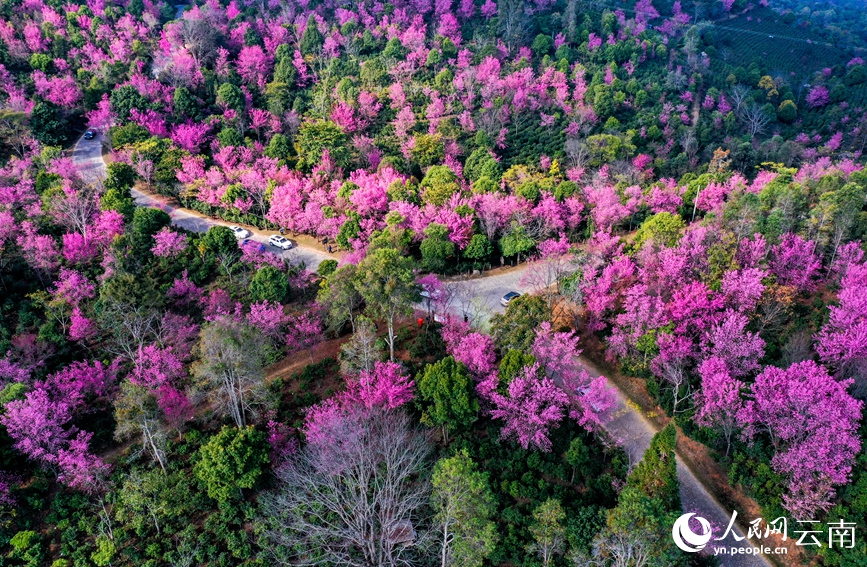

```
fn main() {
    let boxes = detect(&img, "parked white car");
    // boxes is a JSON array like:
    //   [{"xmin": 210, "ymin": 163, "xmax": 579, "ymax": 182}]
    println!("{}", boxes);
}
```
[
  {"xmin": 229, "ymin": 225, "xmax": 250, "ymax": 239},
  {"xmin": 268, "ymin": 235, "xmax": 293, "ymax": 250}
]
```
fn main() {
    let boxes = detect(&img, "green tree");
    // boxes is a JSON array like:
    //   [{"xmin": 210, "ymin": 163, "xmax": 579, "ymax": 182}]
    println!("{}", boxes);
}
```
[
  {"xmin": 299, "ymin": 14, "xmax": 324, "ymax": 55},
  {"xmin": 296, "ymin": 120, "xmax": 351, "ymax": 170},
  {"xmin": 576, "ymin": 425, "xmax": 685, "ymax": 566},
  {"xmin": 199, "ymin": 225, "xmax": 237, "ymax": 256},
  {"xmin": 354, "ymin": 248, "xmax": 419, "ymax": 360},
  {"xmin": 431, "ymin": 450, "xmax": 498, "ymax": 567},
  {"xmin": 29, "ymin": 102, "xmax": 67, "ymax": 146},
  {"xmin": 499, "ymin": 223, "xmax": 535, "ymax": 259},
  {"xmin": 628, "ymin": 424, "xmax": 680, "ymax": 510},
  {"xmin": 110, "ymin": 84, "xmax": 148, "ymax": 122},
  {"xmin": 420, "ymin": 165, "xmax": 461, "ymax": 206},
  {"xmin": 491, "ymin": 295, "xmax": 551, "ymax": 352},
  {"xmin": 776, "ymin": 100, "xmax": 797, "ymax": 124},
  {"xmin": 532, "ymin": 34, "xmax": 554, "ymax": 55},
  {"xmin": 528, "ymin": 499, "xmax": 567, "ymax": 567},
  {"xmin": 173, "ymin": 86, "xmax": 199, "ymax": 120},
  {"xmin": 317, "ymin": 263, "xmax": 362, "ymax": 333},
  {"xmin": 498, "ymin": 349, "xmax": 537, "ymax": 384},
  {"xmin": 131, "ymin": 207, "xmax": 171, "ymax": 251},
  {"xmin": 464, "ymin": 147, "xmax": 502, "ymax": 182},
  {"xmin": 421, "ymin": 223, "xmax": 456, "ymax": 272},
  {"xmin": 194, "ymin": 425, "xmax": 269, "ymax": 502},
  {"xmin": 216, "ymin": 83, "xmax": 245, "ymax": 114},
  {"xmin": 109, "ymin": 122, "xmax": 150, "ymax": 147},
  {"xmin": 463, "ymin": 234, "xmax": 492, "ymax": 264},
  {"xmin": 265, "ymin": 133, "xmax": 294, "ymax": 161},
  {"xmin": 633, "ymin": 212, "xmax": 685, "ymax": 249},
  {"xmin": 417, "ymin": 356, "xmax": 478, "ymax": 441},
  {"xmin": 104, "ymin": 162, "xmax": 136, "ymax": 193},
  {"xmin": 249, "ymin": 265, "xmax": 289, "ymax": 303},
  {"xmin": 100, "ymin": 186, "xmax": 135, "ymax": 220},
  {"xmin": 411, "ymin": 134, "xmax": 445, "ymax": 167}
]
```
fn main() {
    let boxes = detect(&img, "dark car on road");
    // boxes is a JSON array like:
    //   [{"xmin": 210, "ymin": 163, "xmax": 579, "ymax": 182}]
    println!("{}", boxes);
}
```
[{"xmin": 84, "ymin": 130, "xmax": 97, "ymax": 140}]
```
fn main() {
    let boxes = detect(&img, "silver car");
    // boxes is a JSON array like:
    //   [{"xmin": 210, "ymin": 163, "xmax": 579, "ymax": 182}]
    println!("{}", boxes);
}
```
[{"xmin": 500, "ymin": 291, "xmax": 521, "ymax": 307}]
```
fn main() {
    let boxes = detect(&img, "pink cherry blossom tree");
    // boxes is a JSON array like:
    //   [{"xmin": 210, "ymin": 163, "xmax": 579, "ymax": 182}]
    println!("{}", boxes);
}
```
[
  {"xmin": 490, "ymin": 363, "xmax": 569, "ymax": 452},
  {"xmin": 694, "ymin": 357, "xmax": 744, "ymax": 455},
  {"xmin": 739, "ymin": 361, "xmax": 862, "ymax": 519}
]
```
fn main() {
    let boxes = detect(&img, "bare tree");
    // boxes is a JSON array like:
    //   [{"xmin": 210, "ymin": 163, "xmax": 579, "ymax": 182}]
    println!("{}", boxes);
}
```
[
  {"xmin": 99, "ymin": 301, "xmax": 161, "ymax": 361},
  {"xmin": 50, "ymin": 183, "xmax": 100, "ymax": 239},
  {"xmin": 571, "ymin": 529, "xmax": 654, "ymax": 567},
  {"xmin": 114, "ymin": 381, "xmax": 168, "ymax": 471},
  {"xmin": 739, "ymin": 103, "xmax": 771, "ymax": 138},
  {"xmin": 181, "ymin": 16, "xmax": 219, "ymax": 66},
  {"xmin": 193, "ymin": 317, "xmax": 269, "ymax": 428},
  {"xmin": 565, "ymin": 138, "xmax": 590, "ymax": 171},
  {"xmin": 0, "ymin": 110, "xmax": 35, "ymax": 158},
  {"xmin": 498, "ymin": 0, "xmax": 531, "ymax": 51},
  {"xmin": 520, "ymin": 251, "xmax": 578, "ymax": 313},
  {"xmin": 339, "ymin": 315, "xmax": 382, "ymax": 375},
  {"xmin": 679, "ymin": 129, "xmax": 699, "ymax": 167},
  {"xmin": 728, "ymin": 84, "xmax": 752, "ymax": 114},
  {"xmin": 261, "ymin": 408, "xmax": 433, "ymax": 567}
]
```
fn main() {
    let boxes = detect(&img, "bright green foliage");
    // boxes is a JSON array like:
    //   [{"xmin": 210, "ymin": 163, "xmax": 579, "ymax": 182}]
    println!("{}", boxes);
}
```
[
  {"xmin": 411, "ymin": 134, "xmax": 445, "ymax": 167},
  {"xmin": 90, "ymin": 535, "xmax": 115, "ymax": 567},
  {"xmin": 265, "ymin": 133, "xmax": 294, "ymax": 161},
  {"xmin": 499, "ymin": 224, "xmax": 535, "ymax": 259},
  {"xmin": 105, "ymin": 162, "xmax": 137, "ymax": 193},
  {"xmin": 216, "ymin": 83, "xmax": 244, "ymax": 114},
  {"xmin": 417, "ymin": 356, "xmax": 478, "ymax": 438},
  {"xmin": 633, "ymin": 212, "xmax": 685, "ymax": 249},
  {"xmin": 420, "ymin": 165, "xmax": 461, "ymax": 206},
  {"xmin": 420, "ymin": 223, "xmax": 455, "ymax": 272},
  {"xmin": 491, "ymin": 295, "xmax": 551, "ymax": 352},
  {"xmin": 100, "ymin": 186, "xmax": 136, "ymax": 219},
  {"xmin": 217, "ymin": 126, "xmax": 243, "ymax": 148},
  {"xmin": 249, "ymin": 265, "xmax": 289, "ymax": 303},
  {"xmin": 628, "ymin": 424, "xmax": 680, "ymax": 510},
  {"xmin": 464, "ymin": 234, "xmax": 492, "ymax": 262},
  {"xmin": 110, "ymin": 122, "xmax": 150, "ymax": 147},
  {"xmin": 431, "ymin": 450, "xmax": 498, "ymax": 567},
  {"xmin": 528, "ymin": 499, "xmax": 567, "ymax": 567},
  {"xmin": 199, "ymin": 225, "xmax": 238, "ymax": 256},
  {"xmin": 317, "ymin": 259, "xmax": 338, "ymax": 278},
  {"xmin": 498, "ymin": 349, "xmax": 537, "ymax": 384},
  {"xmin": 296, "ymin": 120, "xmax": 351, "ymax": 170},
  {"xmin": 465, "ymin": 148, "xmax": 502, "ymax": 182},
  {"xmin": 194, "ymin": 425, "xmax": 269, "ymax": 502},
  {"xmin": 10, "ymin": 531, "xmax": 43, "ymax": 567},
  {"xmin": 353, "ymin": 247, "xmax": 419, "ymax": 360}
]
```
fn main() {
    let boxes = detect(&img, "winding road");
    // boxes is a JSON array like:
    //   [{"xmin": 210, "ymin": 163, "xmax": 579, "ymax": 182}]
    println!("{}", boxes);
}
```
[{"xmin": 72, "ymin": 133, "xmax": 770, "ymax": 566}]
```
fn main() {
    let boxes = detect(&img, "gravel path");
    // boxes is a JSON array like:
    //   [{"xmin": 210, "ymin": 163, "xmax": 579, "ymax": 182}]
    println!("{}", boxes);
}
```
[{"xmin": 73, "ymin": 133, "xmax": 770, "ymax": 566}]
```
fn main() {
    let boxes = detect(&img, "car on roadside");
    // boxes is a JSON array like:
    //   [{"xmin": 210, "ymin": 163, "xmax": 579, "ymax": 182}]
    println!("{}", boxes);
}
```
[
  {"xmin": 500, "ymin": 291, "xmax": 521, "ymax": 307},
  {"xmin": 84, "ymin": 130, "xmax": 97, "ymax": 140},
  {"xmin": 268, "ymin": 235, "xmax": 293, "ymax": 250},
  {"xmin": 229, "ymin": 225, "xmax": 250, "ymax": 239}
]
